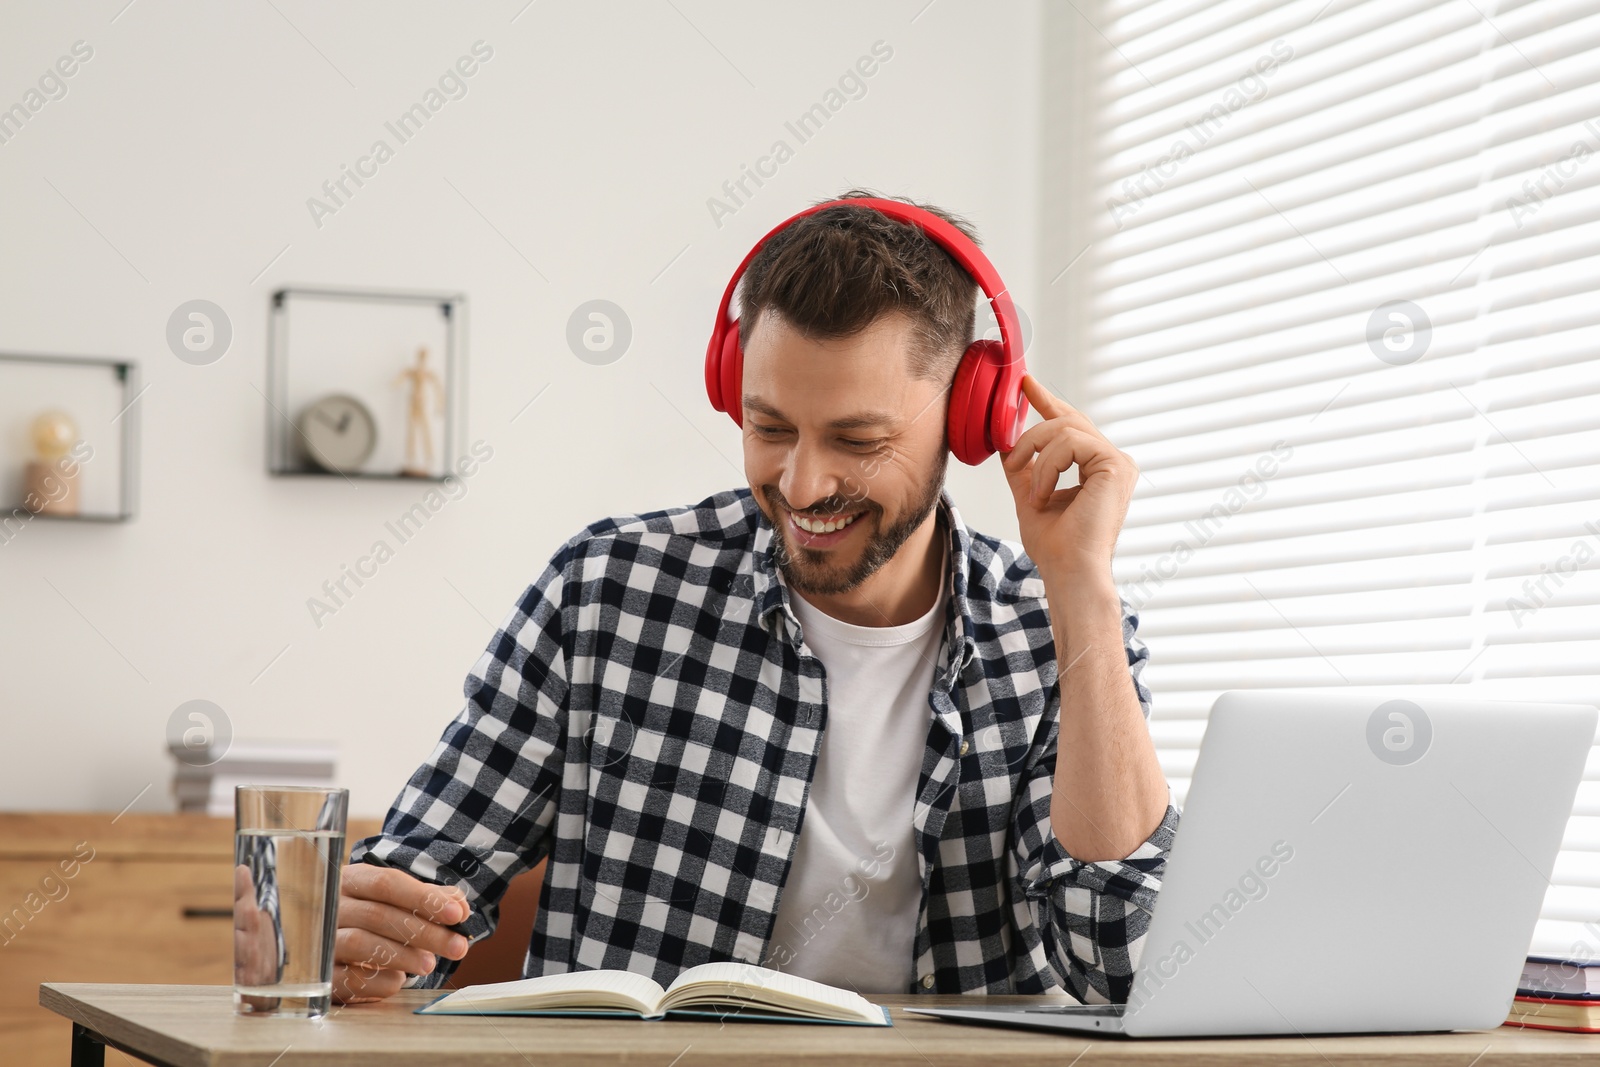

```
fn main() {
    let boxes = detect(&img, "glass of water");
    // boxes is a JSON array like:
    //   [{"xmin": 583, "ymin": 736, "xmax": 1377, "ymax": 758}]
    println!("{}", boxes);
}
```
[{"xmin": 234, "ymin": 785, "xmax": 349, "ymax": 1017}]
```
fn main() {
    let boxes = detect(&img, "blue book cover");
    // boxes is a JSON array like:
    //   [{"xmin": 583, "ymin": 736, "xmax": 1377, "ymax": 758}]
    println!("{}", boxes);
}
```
[{"xmin": 1519, "ymin": 955, "xmax": 1600, "ymax": 1000}]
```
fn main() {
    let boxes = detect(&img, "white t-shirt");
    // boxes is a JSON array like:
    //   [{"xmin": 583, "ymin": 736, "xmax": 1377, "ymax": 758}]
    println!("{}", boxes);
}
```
[{"xmin": 763, "ymin": 545, "xmax": 950, "ymax": 994}]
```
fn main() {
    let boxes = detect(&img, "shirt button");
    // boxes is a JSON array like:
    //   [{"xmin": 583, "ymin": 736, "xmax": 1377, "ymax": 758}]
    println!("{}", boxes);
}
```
[
  {"xmin": 921, "ymin": 974, "xmax": 935, "ymax": 990},
  {"xmin": 959, "ymin": 739, "xmax": 970, "ymax": 756}
]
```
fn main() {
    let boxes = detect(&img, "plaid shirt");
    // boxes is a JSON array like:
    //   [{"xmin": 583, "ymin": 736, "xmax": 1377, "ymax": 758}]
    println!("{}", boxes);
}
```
[{"xmin": 350, "ymin": 486, "xmax": 1179, "ymax": 1002}]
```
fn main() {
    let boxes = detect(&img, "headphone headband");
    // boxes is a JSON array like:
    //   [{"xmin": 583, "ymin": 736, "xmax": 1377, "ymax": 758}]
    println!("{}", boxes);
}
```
[{"xmin": 705, "ymin": 197, "xmax": 1024, "ymax": 417}]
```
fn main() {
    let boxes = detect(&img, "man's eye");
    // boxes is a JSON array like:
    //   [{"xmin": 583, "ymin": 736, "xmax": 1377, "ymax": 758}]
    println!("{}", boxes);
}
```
[
  {"xmin": 842, "ymin": 438, "xmax": 884, "ymax": 450},
  {"xmin": 753, "ymin": 425, "xmax": 787, "ymax": 437}
]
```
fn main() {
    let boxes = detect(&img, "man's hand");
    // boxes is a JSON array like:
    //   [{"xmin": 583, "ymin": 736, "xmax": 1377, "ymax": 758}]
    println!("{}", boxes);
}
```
[
  {"xmin": 1000, "ymin": 374, "xmax": 1139, "ymax": 582},
  {"xmin": 332, "ymin": 863, "xmax": 473, "ymax": 1004}
]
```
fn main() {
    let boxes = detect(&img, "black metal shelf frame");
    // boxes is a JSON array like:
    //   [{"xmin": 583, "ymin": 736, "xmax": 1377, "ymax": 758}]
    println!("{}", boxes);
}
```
[
  {"xmin": 265, "ymin": 286, "xmax": 467, "ymax": 482},
  {"xmin": 0, "ymin": 351, "xmax": 140, "ymax": 522}
]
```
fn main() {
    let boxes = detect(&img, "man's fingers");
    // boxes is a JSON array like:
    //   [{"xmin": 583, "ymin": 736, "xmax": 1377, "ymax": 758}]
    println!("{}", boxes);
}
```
[
  {"xmin": 1002, "ymin": 424, "xmax": 1121, "ymax": 509},
  {"xmin": 233, "ymin": 865, "xmax": 259, "ymax": 938},
  {"xmin": 1000, "ymin": 418, "xmax": 1058, "ymax": 475},
  {"xmin": 341, "ymin": 863, "xmax": 470, "ymax": 925},
  {"xmin": 339, "ymin": 895, "xmax": 471, "ymax": 960},
  {"xmin": 333, "ymin": 963, "xmax": 407, "ymax": 1004},
  {"xmin": 334, "ymin": 925, "xmax": 440, "ymax": 978},
  {"xmin": 1019, "ymin": 375, "xmax": 1070, "ymax": 421},
  {"xmin": 1003, "ymin": 419, "xmax": 1098, "ymax": 478},
  {"xmin": 1022, "ymin": 375, "xmax": 1105, "ymax": 435},
  {"xmin": 1029, "ymin": 432, "xmax": 1093, "ymax": 504}
]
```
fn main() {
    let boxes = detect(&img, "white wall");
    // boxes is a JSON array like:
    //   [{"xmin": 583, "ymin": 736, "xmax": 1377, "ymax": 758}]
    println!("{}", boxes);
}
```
[{"xmin": 0, "ymin": 0, "xmax": 1046, "ymax": 817}]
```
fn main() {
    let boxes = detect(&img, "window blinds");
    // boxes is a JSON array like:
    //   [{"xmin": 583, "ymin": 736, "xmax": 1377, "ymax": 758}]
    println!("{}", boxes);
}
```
[{"xmin": 1081, "ymin": 0, "xmax": 1600, "ymax": 956}]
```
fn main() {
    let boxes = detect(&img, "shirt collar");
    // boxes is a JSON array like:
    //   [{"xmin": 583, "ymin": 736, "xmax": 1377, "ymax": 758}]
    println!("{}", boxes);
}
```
[{"xmin": 748, "ymin": 486, "xmax": 978, "ymax": 688}]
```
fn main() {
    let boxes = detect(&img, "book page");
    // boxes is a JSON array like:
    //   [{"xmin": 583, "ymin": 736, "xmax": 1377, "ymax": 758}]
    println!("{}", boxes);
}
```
[
  {"xmin": 661, "ymin": 961, "xmax": 883, "ymax": 1022},
  {"xmin": 423, "ymin": 969, "xmax": 668, "ymax": 1015}
]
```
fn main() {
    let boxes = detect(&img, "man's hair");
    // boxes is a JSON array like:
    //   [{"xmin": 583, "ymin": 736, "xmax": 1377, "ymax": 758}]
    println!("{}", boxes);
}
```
[{"xmin": 735, "ymin": 188, "xmax": 981, "ymax": 382}]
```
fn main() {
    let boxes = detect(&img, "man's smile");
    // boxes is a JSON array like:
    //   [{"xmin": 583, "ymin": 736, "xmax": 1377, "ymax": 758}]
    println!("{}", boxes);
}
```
[{"xmin": 787, "ymin": 507, "xmax": 866, "ymax": 547}]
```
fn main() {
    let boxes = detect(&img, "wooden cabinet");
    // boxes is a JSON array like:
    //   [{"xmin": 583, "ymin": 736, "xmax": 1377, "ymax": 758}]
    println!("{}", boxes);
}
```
[{"xmin": 0, "ymin": 812, "xmax": 378, "ymax": 1066}]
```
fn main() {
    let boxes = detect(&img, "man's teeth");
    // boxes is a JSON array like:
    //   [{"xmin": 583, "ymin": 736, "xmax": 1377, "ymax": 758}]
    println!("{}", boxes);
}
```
[{"xmin": 793, "ymin": 511, "xmax": 861, "ymax": 535}]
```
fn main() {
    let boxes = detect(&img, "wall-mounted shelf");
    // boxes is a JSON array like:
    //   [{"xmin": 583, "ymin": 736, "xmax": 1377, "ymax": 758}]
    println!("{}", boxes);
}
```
[
  {"xmin": 265, "ymin": 286, "xmax": 467, "ymax": 482},
  {"xmin": 0, "ymin": 351, "xmax": 140, "ymax": 524}
]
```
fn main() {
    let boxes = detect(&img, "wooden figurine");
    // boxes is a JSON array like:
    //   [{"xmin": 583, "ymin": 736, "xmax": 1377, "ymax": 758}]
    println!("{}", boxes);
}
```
[{"xmin": 394, "ymin": 346, "xmax": 445, "ymax": 477}]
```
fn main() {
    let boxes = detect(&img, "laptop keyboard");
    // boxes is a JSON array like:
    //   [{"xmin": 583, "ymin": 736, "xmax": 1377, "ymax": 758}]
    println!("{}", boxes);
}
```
[{"xmin": 1021, "ymin": 1004, "xmax": 1126, "ymax": 1016}]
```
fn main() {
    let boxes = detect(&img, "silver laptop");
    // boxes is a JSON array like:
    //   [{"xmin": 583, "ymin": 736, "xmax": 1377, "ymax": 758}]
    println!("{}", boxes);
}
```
[{"xmin": 908, "ymin": 689, "xmax": 1596, "ymax": 1037}]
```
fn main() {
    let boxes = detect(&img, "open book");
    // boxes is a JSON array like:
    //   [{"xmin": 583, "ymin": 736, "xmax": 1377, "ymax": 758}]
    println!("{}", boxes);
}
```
[{"xmin": 415, "ymin": 961, "xmax": 891, "ymax": 1026}]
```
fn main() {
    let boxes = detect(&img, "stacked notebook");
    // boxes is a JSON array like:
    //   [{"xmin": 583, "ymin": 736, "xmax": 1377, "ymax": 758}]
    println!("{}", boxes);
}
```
[
  {"xmin": 1504, "ymin": 955, "xmax": 1600, "ymax": 1033},
  {"xmin": 169, "ymin": 739, "xmax": 338, "ymax": 816}
]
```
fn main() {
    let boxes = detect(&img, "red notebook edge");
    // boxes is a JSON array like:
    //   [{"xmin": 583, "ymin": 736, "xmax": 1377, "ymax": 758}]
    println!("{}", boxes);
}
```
[{"xmin": 1503, "ymin": 995, "xmax": 1600, "ymax": 1035}]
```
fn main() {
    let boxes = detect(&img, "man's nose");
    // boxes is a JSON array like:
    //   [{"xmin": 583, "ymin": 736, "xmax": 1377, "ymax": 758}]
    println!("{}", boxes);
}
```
[{"xmin": 779, "ymin": 441, "xmax": 846, "ymax": 514}]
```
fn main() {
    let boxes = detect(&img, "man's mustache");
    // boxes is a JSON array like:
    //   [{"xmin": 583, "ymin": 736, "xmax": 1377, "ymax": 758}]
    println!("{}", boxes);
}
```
[{"xmin": 763, "ymin": 487, "xmax": 874, "ymax": 520}]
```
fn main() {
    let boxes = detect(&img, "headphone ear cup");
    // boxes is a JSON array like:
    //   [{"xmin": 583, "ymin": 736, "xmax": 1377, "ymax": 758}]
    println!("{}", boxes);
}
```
[
  {"xmin": 948, "ymin": 340, "xmax": 1002, "ymax": 465},
  {"xmin": 719, "ymin": 323, "xmax": 745, "ymax": 427},
  {"xmin": 705, "ymin": 326, "xmax": 727, "ymax": 413},
  {"xmin": 989, "ymin": 359, "xmax": 1027, "ymax": 455}
]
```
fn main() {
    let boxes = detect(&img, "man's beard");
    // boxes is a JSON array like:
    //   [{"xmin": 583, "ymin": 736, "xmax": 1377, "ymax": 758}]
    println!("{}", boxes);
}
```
[{"xmin": 762, "ymin": 451, "xmax": 948, "ymax": 598}]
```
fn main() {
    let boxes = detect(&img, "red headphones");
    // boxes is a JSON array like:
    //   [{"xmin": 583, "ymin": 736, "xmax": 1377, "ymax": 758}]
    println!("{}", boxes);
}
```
[{"xmin": 704, "ymin": 197, "xmax": 1028, "ymax": 465}]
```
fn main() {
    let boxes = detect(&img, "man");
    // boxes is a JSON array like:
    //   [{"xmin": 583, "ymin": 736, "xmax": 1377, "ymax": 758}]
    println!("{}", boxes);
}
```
[{"xmin": 337, "ymin": 190, "xmax": 1176, "ymax": 1005}]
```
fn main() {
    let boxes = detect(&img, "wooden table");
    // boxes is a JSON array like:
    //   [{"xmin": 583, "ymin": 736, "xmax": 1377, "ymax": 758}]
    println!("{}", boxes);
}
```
[
  {"xmin": 1, "ymin": 812, "xmax": 384, "ymax": 1067},
  {"xmin": 38, "ymin": 983, "xmax": 1600, "ymax": 1066}
]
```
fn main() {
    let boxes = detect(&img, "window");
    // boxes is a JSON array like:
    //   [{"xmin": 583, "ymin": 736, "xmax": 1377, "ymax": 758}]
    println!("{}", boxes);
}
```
[{"xmin": 1079, "ymin": 0, "xmax": 1600, "ymax": 955}]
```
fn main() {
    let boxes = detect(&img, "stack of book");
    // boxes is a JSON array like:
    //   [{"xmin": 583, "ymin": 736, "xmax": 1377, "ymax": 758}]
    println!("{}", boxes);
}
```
[
  {"xmin": 170, "ymin": 739, "xmax": 339, "ymax": 816},
  {"xmin": 1504, "ymin": 955, "xmax": 1600, "ymax": 1033}
]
